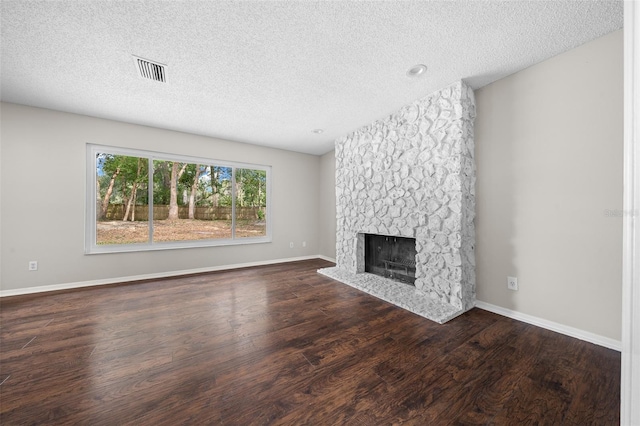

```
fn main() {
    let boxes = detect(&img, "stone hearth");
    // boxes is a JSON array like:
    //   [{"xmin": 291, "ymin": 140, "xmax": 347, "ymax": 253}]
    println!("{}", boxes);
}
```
[{"xmin": 319, "ymin": 80, "xmax": 476, "ymax": 324}]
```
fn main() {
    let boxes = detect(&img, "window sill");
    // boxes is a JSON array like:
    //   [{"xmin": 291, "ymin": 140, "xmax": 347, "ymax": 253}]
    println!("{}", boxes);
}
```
[{"xmin": 85, "ymin": 236, "xmax": 272, "ymax": 254}]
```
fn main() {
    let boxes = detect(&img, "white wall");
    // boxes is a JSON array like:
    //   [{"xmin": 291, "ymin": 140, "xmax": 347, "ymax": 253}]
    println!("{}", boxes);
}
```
[
  {"xmin": 318, "ymin": 149, "xmax": 336, "ymax": 260},
  {"xmin": 0, "ymin": 103, "xmax": 321, "ymax": 292},
  {"xmin": 475, "ymin": 29, "xmax": 623, "ymax": 340}
]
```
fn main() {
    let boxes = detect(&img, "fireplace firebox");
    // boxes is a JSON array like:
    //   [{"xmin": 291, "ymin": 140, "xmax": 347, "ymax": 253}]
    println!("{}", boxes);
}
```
[{"xmin": 364, "ymin": 234, "xmax": 417, "ymax": 285}]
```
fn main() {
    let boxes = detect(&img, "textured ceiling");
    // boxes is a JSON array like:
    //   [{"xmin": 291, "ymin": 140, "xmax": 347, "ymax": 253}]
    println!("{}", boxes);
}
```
[{"xmin": 0, "ymin": 1, "xmax": 623, "ymax": 155}]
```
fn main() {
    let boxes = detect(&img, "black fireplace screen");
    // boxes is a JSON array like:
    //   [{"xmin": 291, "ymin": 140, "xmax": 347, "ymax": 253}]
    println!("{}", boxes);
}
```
[{"xmin": 364, "ymin": 234, "xmax": 417, "ymax": 285}]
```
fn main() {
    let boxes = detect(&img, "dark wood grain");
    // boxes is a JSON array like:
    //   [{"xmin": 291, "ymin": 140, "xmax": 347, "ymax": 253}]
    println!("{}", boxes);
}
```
[{"xmin": 0, "ymin": 259, "xmax": 620, "ymax": 425}]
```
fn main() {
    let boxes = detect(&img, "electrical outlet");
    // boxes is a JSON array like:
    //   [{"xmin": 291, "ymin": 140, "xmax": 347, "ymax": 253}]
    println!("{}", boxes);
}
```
[
  {"xmin": 507, "ymin": 276, "xmax": 518, "ymax": 291},
  {"xmin": 28, "ymin": 261, "xmax": 38, "ymax": 271},
  {"xmin": 289, "ymin": 242, "xmax": 294, "ymax": 249},
  {"xmin": 302, "ymin": 241, "xmax": 306, "ymax": 248}
]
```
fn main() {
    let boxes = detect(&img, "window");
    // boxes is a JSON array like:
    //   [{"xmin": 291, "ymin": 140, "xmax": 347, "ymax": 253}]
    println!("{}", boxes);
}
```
[{"xmin": 87, "ymin": 144, "xmax": 271, "ymax": 253}]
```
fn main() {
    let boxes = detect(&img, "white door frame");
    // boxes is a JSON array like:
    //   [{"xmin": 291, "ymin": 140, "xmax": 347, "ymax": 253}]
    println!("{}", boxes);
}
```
[{"xmin": 622, "ymin": 1, "xmax": 640, "ymax": 424}]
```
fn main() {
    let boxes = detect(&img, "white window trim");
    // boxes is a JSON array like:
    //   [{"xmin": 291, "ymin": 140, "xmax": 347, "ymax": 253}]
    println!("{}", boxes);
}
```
[{"xmin": 85, "ymin": 144, "xmax": 272, "ymax": 254}]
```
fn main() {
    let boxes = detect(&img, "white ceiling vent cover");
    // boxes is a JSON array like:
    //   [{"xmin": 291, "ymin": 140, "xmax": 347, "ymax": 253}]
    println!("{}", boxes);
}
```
[{"xmin": 133, "ymin": 56, "xmax": 166, "ymax": 82}]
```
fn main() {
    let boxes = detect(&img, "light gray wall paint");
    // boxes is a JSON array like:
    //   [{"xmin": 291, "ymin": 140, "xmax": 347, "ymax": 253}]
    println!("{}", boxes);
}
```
[
  {"xmin": 319, "ymin": 150, "xmax": 336, "ymax": 260},
  {"xmin": 475, "ymin": 29, "xmax": 623, "ymax": 340},
  {"xmin": 0, "ymin": 103, "xmax": 321, "ymax": 291}
]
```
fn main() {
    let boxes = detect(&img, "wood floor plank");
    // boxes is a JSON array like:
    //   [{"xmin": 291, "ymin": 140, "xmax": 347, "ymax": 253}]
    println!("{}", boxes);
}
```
[{"xmin": 0, "ymin": 259, "xmax": 620, "ymax": 424}]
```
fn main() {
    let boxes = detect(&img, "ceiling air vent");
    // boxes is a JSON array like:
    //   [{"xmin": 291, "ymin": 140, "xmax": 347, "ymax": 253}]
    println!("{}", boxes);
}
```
[{"xmin": 133, "ymin": 56, "xmax": 166, "ymax": 82}]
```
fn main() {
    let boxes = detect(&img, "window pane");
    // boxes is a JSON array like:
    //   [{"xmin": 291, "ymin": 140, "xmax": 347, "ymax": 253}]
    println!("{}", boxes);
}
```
[
  {"xmin": 235, "ymin": 168, "xmax": 267, "ymax": 238},
  {"xmin": 96, "ymin": 153, "xmax": 149, "ymax": 245},
  {"xmin": 152, "ymin": 161, "xmax": 233, "ymax": 242},
  {"xmin": 88, "ymin": 144, "xmax": 271, "ymax": 254}
]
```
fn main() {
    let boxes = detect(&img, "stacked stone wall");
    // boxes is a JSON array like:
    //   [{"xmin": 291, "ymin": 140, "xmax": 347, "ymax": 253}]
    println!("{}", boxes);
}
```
[{"xmin": 335, "ymin": 80, "xmax": 476, "ymax": 310}]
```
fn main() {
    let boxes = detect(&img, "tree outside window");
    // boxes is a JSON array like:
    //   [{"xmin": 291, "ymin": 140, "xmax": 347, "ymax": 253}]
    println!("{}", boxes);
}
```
[{"xmin": 88, "ymin": 145, "xmax": 270, "ymax": 253}]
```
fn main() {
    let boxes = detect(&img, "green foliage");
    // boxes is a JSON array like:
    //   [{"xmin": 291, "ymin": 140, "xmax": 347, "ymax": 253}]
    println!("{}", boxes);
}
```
[
  {"xmin": 97, "ymin": 154, "xmax": 266, "ymax": 212},
  {"xmin": 97, "ymin": 153, "xmax": 148, "ymax": 205},
  {"xmin": 205, "ymin": 166, "xmax": 232, "ymax": 207},
  {"xmin": 236, "ymin": 168, "xmax": 266, "ymax": 207},
  {"xmin": 153, "ymin": 160, "xmax": 171, "ymax": 205}
]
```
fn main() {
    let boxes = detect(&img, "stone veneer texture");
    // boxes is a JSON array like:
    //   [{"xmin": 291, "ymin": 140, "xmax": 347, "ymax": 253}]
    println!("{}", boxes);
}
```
[{"xmin": 322, "ymin": 80, "xmax": 476, "ymax": 323}]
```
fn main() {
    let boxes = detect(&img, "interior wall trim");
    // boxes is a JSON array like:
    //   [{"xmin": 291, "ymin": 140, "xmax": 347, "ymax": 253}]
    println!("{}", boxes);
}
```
[
  {"xmin": 622, "ymin": 1, "xmax": 640, "ymax": 423},
  {"xmin": 475, "ymin": 300, "xmax": 622, "ymax": 352},
  {"xmin": 0, "ymin": 255, "xmax": 325, "ymax": 298}
]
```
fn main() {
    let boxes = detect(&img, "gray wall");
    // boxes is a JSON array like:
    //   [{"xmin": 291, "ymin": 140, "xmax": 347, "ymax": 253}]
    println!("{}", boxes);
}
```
[
  {"xmin": 0, "ymin": 103, "xmax": 321, "ymax": 291},
  {"xmin": 475, "ymin": 29, "xmax": 623, "ymax": 340}
]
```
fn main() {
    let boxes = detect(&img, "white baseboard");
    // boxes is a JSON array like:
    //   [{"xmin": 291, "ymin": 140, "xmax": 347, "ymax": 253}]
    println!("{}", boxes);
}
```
[
  {"xmin": 475, "ymin": 300, "xmax": 622, "ymax": 352},
  {"xmin": 317, "ymin": 255, "xmax": 336, "ymax": 263},
  {"xmin": 0, "ymin": 255, "xmax": 327, "ymax": 298}
]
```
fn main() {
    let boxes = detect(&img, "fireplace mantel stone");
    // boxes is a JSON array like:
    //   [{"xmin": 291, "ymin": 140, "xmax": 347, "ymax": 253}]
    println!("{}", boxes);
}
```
[{"xmin": 320, "ymin": 80, "xmax": 476, "ymax": 323}]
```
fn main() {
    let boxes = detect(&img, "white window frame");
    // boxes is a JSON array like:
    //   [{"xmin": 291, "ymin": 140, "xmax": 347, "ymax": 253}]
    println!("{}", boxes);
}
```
[{"xmin": 86, "ymin": 144, "xmax": 272, "ymax": 254}]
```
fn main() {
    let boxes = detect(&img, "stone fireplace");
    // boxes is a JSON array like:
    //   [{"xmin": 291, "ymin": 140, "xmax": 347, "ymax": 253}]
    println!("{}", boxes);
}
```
[{"xmin": 319, "ymin": 80, "xmax": 476, "ymax": 324}]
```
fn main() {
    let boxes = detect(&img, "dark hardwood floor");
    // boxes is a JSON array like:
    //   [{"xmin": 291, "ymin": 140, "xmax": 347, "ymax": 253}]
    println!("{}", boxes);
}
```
[{"xmin": 0, "ymin": 259, "xmax": 620, "ymax": 425}]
